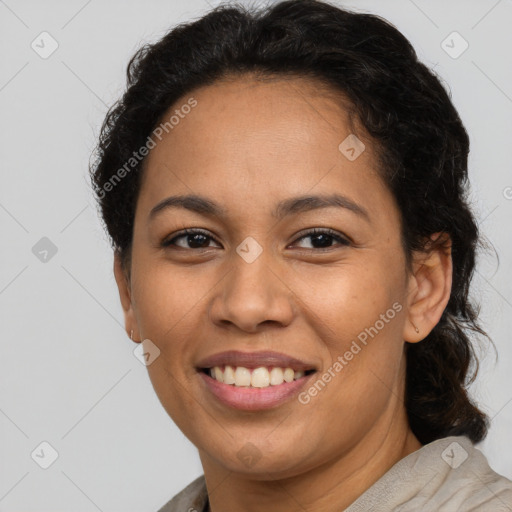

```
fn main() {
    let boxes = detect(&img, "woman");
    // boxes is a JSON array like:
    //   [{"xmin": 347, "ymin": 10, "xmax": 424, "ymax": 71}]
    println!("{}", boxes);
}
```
[{"xmin": 89, "ymin": 0, "xmax": 512, "ymax": 510}]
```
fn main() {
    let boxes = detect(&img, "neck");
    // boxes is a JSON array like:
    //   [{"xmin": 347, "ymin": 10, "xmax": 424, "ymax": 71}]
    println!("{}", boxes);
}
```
[{"xmin": 200, "ymin": 406, "xmax": 422, "ymax": 512}]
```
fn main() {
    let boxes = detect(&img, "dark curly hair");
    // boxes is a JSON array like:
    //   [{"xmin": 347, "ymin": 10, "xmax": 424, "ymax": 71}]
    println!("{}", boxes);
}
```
[{"xmin": 89, "ymin": 0, "xmax": 494, "ymax": 445}]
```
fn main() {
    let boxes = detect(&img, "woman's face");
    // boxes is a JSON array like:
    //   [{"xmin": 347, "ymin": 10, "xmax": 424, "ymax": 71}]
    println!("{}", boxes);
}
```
[{"xmin": 120, "ymin": 76, "xmax": 417, "ymax": 478}]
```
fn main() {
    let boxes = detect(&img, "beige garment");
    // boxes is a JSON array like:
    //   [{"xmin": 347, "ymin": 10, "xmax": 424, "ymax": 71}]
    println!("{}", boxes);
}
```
[{"xmin": 157, "ymin": 435, "xmax": 512, "ymax": 512}]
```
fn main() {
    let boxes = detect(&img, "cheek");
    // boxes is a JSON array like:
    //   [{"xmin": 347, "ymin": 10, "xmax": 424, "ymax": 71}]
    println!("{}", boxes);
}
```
[
  {"xmin": 130, "ymin": 265, "xmax": 210, "ymax": 413},
  {"xmin": 289, "ymin": 257, "xmax": 403, "ymax": 338},
  {"xmin": 133, "ymin": 268, "xmax": 205, "ymax": 433},
  {"xmin": 291, "ymin": 257, "xmax": 406, "ymax": 397},
  {"xmin": 132, "ymin": 262, "xmax": 210, "ymax": 342}
]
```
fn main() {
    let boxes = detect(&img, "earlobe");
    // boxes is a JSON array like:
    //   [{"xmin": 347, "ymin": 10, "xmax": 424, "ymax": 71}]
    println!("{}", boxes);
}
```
[
  {"xmin": 113, "ymin": 252, "xmax": 141, "ymax": 343},
  {"xmin": 403, "ymin": 232, "xmax": 453, "ymax": 343}
]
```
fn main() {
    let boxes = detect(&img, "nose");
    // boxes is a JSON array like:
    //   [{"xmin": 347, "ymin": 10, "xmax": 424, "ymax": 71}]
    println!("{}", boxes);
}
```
[{"xmin": 208, "ymin": 247, "xmax": 295, "ymax": 333}]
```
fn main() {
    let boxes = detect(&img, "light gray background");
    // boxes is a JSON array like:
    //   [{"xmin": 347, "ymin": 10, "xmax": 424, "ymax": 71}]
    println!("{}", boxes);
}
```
[{"xmin": 1, "ymin": 0, "xmax": 511, "ymax": 510}]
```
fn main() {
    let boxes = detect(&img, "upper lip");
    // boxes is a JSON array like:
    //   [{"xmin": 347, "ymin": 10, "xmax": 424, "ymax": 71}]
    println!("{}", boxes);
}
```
[{"xmin": 196, "ymin": 350, "xmax": 317, "ymax": 372}]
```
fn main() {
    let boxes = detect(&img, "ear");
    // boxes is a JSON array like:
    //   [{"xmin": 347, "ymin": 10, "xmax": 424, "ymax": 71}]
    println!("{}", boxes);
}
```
[
  {"xmin": 403, "ymin": 232, "xmax": 453, "ymax": 343},
  {"xmin": 113, "ymin": 251, "xmax": 141, "ymax": 344}
]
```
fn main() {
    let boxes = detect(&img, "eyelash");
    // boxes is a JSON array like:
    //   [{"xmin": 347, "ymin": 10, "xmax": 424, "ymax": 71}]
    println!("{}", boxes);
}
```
[{"xmin": 161, "ymin": 227, "xmax": 350, "ymax": 252}]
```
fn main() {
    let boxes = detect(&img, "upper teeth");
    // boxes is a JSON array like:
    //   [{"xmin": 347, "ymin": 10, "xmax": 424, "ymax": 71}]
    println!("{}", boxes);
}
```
[{"xmin": 209, "ymin": 366, "xmax": 306, "ymax": 387}]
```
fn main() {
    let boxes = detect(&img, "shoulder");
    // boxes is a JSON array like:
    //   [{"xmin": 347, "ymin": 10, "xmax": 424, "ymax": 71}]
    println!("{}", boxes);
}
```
[
  {"xmin": 435, "ymin": 436, "xmax": 512, "ymax": 511},
  {"xmin": 346, "ymin": 435, "xmax": 512, "ymax": 512},
  {"xmin": 156, "ymin": 475, "xmax": 208, "ymax": 512}
]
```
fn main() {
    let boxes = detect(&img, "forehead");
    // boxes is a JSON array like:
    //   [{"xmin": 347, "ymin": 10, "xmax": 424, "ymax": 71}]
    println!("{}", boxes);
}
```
[{"xmin": 136, "ymin": 74, "xmax": 391, "ymax": 223}]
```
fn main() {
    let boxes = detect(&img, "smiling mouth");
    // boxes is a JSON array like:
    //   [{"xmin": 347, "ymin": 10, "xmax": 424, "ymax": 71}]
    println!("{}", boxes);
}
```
[{"xmin": 199, "ymin": 365, "xmax": 317, "ymax": 388}]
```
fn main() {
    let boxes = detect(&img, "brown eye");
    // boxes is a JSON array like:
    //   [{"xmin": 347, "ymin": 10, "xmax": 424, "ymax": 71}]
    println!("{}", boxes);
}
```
[
  {"xmin": 162, "ymin": 229, "xmax": 219, "ymax": 249},
  {"xmin": 292, "ymin": 228, "xmax": 350, "ymax": 250}
]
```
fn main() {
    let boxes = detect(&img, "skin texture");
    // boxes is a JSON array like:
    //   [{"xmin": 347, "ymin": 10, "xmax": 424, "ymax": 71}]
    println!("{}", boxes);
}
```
[{"xmin": 114, "ymin": 75, "xmax": 453, "ymax": 512}]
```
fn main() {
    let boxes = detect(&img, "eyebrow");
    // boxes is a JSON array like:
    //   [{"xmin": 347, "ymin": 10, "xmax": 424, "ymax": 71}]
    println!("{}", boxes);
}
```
[{"xmin": 148, "ymin": 193, "xmax": 370, "ymax": 223}]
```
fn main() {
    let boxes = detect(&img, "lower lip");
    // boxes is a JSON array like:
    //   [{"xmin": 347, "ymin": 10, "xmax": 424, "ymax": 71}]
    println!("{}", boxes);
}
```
[{"xmin": 198, "ymin": 371, "xmax": 315, "ymax": 411}]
